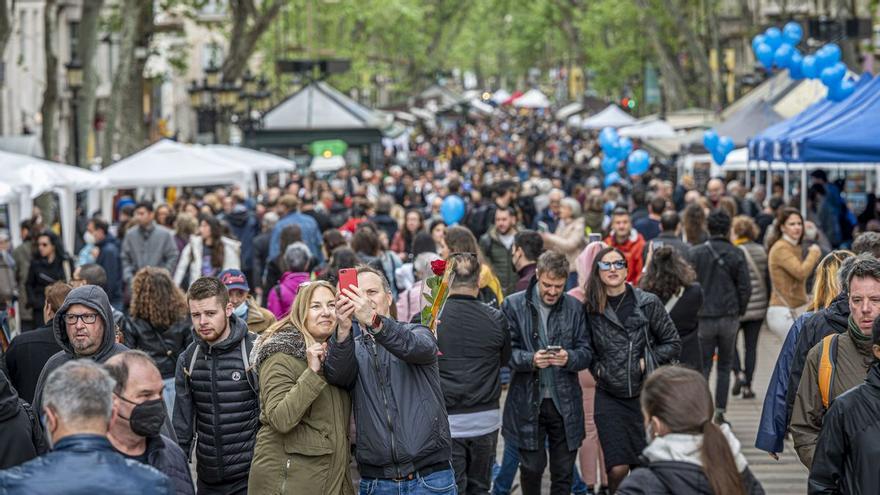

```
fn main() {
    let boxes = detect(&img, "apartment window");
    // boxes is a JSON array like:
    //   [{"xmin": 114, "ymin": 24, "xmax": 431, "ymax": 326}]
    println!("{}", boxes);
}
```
[{"xmin": 69, "ymin": 21, "xmax": 80, "ymax": 61}]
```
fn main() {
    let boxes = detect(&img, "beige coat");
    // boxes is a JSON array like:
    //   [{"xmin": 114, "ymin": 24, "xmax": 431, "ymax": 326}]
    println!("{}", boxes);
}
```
[{"xmin": 542, "ymin": 217, "xmax": 586, "ymax": 271}]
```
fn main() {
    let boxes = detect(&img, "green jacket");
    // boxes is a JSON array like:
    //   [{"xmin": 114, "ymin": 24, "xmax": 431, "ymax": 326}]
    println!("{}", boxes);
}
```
[
  {"xmin": 480, "ymin": 227, "xmax": 517, "ymax": 297},
  {"xmin": 247, "ymin": 326, "xmax": 353, "ymax": 495}
]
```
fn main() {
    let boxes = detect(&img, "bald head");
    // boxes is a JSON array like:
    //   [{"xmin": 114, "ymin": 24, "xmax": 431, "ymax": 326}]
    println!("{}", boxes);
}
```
[{"xmin": 707, "ymin": 179, "xmax": 725, "ymax": 204}]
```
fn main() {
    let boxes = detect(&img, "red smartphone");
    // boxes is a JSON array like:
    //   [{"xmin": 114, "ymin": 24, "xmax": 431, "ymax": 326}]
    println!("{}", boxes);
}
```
[{"xmin": 338, "ymin": 268, "xmax": 358, "ymax": 293}]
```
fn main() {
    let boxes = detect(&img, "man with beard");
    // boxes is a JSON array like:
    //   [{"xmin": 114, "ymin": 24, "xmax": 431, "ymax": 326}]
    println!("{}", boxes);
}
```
[
  {"xmin": 173, "ymin": 277, "xmax": 259, "ymax": 495},
  {"xmin": 481, "ymin": 206, "xmax": 520, "ymax": 296}
]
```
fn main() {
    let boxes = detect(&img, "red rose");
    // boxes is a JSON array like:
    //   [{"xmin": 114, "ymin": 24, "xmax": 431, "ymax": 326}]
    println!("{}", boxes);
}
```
[{"xmin": 430, "ymin": 260, "xmax": 447, "ymax": 276}]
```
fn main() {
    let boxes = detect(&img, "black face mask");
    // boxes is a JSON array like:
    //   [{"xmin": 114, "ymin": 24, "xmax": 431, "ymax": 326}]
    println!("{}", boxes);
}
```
[{"xmin": 116, "ymin": 394, "xmax": 165, "ymax": 438}]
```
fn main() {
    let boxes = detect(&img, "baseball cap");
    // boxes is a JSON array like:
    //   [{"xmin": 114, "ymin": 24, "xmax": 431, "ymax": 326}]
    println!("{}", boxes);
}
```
[{"xmin": 218, "ymin": 269, "xmax": 250, "ymax": 292}]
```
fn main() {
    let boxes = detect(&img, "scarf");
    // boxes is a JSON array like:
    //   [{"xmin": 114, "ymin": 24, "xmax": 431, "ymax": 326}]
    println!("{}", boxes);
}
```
[{"xmin": 848, "ymin": 316, "xmax": 871, "ymax": 343}]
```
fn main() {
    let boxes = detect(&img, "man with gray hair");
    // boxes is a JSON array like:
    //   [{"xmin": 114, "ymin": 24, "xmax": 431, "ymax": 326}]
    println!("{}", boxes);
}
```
[
  {"xmin": 791, "ymin": 254, "xmax": 880, "ymax": 467},
  {"xmin": 0, "ymin": 360, "xmax": 172, "ymax": 493}
]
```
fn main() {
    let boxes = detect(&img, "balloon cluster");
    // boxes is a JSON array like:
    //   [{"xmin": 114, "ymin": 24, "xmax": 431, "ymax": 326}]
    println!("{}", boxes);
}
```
[
  {"xmin": 751, "ymin": 22, "xmax": 854, "ymax": 102},
  {"xmin": 703, "ymin": 130, "xmax": 735, "ymax": 165},
  {"xmin": 598, "ymin": 127, "xmax": 650, "ymax": 188}
]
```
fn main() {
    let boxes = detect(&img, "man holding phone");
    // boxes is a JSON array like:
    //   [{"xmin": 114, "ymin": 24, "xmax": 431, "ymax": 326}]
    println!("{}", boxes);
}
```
[
  {"xmin": 501, "ymin": 251, "xmax": 592, "ymax": 495},
  {"xmin": 324, "ymin": 265, "xmax": 455, "ymax": 494}
]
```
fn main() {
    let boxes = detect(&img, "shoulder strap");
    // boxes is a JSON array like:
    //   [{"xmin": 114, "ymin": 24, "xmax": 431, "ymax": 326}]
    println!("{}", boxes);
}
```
[
  {"xmin": 664, "ymin": 287, "xmax": 684, "ymax": 312},
  {"xmin": 240, "ymin": 337, "xmax": 258, "ymax": 394},
  {"xmin": 183, "ymin": 345, "xmax": 200, "ymax": 394},
  {"xmin": 818, "ymin": 334, "xmax": 840, "ymax": 409}
]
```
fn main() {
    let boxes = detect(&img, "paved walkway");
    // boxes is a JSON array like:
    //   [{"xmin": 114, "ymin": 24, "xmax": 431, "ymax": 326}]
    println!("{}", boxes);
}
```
[{"xmin": 498, "ymin": 324, "xmax": 809, "ymax": 494}]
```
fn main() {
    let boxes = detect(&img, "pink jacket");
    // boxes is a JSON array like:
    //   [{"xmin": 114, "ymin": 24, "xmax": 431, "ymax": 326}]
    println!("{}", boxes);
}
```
[
  {"xmin": 267, "ymin": 272, "xmax": 311, "ymax": 319},
  {"xmin": 396, "ymin": 280, "xmax": 428, "ymax": 324},
  {"xmin": 567, "ymin": 241, "xmax": 606, "ymax": 303}
]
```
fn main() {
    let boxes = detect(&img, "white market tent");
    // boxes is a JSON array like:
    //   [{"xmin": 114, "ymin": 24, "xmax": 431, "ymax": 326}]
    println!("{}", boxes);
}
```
[
  {"xmin": 0, "ymin": 150, "xmax": 108, "ymax": 253},
  {"xmin": 202, "ymin": 144, "xmax": 296, "ymax": 190},
  {"xmin": 491, "ymin": 89, "xmax": 512, "ymax": 105},
  {"xmin": 310, "ymin": 155, "xmax": 346, "ymax": 172},
  {"xmin": 556, "ymin": 102, "xmax": 583, "ymax": 121},
  {"xmin": 513, "ymin": 89, "xmax": 550, "ymax": 109},
  {"xmin": 580, "ymin": 104, "xmax": 637, "ymax": 129},
  {"xmin": 618, "ymin": 118, "xmax": 676, "ymax": 139}
]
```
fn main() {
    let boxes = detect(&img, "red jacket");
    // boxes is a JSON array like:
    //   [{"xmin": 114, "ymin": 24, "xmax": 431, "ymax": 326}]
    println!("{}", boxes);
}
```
[{"xmin": 605, "ymin": 230, "xmax": 646, "ymax": 284}]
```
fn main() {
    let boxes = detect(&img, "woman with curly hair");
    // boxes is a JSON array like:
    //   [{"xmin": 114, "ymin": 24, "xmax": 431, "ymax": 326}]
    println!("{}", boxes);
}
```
[{"xmin": 122, "ymin": 267, "xmax": 192, "ymax": 411}]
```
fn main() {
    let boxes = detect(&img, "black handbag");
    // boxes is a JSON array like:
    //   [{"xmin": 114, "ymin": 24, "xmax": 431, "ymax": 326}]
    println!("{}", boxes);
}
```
[{"xmin": 643, "ymin": 325, "xmax": 659, "ymax": 376}]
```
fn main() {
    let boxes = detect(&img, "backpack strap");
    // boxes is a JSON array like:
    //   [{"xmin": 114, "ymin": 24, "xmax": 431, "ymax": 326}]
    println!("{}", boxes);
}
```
[
  {"xmin": 818, "ymin": 333, "xmax": 840, "ymax": 409},
  {"xmin": 240, "ymin": 337, "xmax": 258, "ymax": 395},
  {"xmin": 183, "ymin": 345, "xmax": 200, "ymax": 394}
]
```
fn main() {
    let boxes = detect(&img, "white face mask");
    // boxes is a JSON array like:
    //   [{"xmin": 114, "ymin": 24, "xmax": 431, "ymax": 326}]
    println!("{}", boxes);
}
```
[
  {"xmin": 83, "ymin": 231, "xmax": 96, "ymax": 245},
  {"xmin": 232, "ymin": 302, "xmax": 248, "ymax": 319}
]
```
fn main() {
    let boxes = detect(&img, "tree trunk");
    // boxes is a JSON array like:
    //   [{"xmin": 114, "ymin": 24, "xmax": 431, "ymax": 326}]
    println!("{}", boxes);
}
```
[
  {"xmin": 221, "ymin": 0, "xmax": 285, "ymax": 82},
  {"xmin": 0, "ymin": 0, "xmax": 12, "ymax": 65},
  {"xmin": 75, "ymin": 0, "xmax": 103, "ymax": 168},
  {"xmin": 635, "ymin": 0, "xmax": 690, "ymax": 109},
  {"xmin": 660, "ymin": 0, "xmax": 715, "ymax": 107},
  {"xmin": 102, "ymin": 0, "xmax": 150, "ymax": 163},
  {"xmin": 41, "ymin": 0, "xmax": 59, "ymax": 161}
]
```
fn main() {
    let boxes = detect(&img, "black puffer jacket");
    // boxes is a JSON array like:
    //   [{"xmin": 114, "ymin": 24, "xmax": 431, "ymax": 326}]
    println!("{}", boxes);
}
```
[
  {"xmin": 121, "ymin": 317, "xmax": 193, "ymax": 379},
  {"xmin": 809, "ymin": 363, "xmax": 880, "ymax": 494},
  {"xmin": 172, "ymin": 316, "xmax": 259, "ymax": 486},
  {"xmin": 588, "ymin": 286, "xmax": 681, "ymax": 399},
  {"xmin": 784, "ymin": 291, "xmax": 849, "ymax": 425},
  {"xmin": 500, "ymin": 278, "xmax": 592, "ymax": 451},
  {"xmin": 688, "ymin": 237, "xmax": 752, "ymax": 318},
  {"xmin": 617, "ymin": 462, "xmax": 764, "ymax": 495}
]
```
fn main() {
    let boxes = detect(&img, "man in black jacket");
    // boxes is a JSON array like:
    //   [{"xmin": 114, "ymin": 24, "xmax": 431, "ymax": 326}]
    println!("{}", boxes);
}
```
[
  {"xmin": 437, "ymin": 253, "xmax": 511, "ymax": 494},
  {"xmin": 809, "ymin": 318, "xmax": 880, "ymax": 494},
  {"xmin": 501, "ymin": 251, "xmax": 592, "ymax": 495},
  {"xmin": 688, "ymin": 210, "xmax": 751, "ymax": 425},
  {"xmin": 173, "ymin": 277, "xmax": 258, "ymax": 495},
  {"xmin": 5, "ymin": 282, "xmax": 70, "ymax": 404},
  {"xmin": 106, "ymin": 351, "xmax": 194, "ymax": 494},
  {"xmin": 325, "ymin": 265, "xmax": 455, "ymax": 493},
  {"xmin": 87, "ymin": 218, "xmax": 123, "ymax": 310},
  {"xmin": 644, "ymin": 211, "xmax": 690, "ymax": 263}
]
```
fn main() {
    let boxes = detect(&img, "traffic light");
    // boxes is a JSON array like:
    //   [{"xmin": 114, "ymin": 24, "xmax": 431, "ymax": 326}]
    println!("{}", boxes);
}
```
[{"xmin": 620, "ymin": 97, "xmax": 637, "ymax": 110}]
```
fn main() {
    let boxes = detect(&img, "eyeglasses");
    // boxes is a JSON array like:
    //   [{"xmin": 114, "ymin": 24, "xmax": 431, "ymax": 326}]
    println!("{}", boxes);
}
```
[
  {"xmin": 38, "ymin": 242, "xmax": 51, "ymax": 247},
  {"xmin": 64, "ymin": 313, "xmax": 99, "ymax": 325},
  {"xmin": 597, "ymin": 260, "xmax": 627, "ymax": 271}
]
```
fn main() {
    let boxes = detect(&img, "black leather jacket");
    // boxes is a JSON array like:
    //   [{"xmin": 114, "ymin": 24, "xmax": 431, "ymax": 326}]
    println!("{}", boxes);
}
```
[
  {"xmin": 588, "ymin": 286, "xmax": 681, "ymax": 399},
  {"xmin": 500, "ymin": 278, "xmax": 592, "ymax": 451},
  {"xmin": 688, "ymin": 237, "xmax": 752, "ymax": 318},
  {"xmin": 122, "ymin": 317, "xmax": 193, "ymax": 379}
]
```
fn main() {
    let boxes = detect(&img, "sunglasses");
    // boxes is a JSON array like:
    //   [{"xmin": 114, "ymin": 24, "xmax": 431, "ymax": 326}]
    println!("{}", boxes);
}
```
[{"xmin": 597, "ymin": 260, "xmax": 627, "ymax": 271}]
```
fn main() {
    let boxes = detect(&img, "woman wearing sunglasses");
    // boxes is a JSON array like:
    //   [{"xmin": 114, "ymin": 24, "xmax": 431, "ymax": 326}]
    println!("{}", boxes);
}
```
[
  {"xmin": 584, "ymin": 246, "xmax": 681, "ymax": 492},
  {"xmin": 25, "ymin": 231, "xmax": 72, "ymax": 327}
]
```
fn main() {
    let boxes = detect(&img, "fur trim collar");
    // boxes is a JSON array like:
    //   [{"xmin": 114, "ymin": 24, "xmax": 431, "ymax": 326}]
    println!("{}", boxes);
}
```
[{"xmin": 250, "ymin": 326, "xmax": 306, "ymax": 375}]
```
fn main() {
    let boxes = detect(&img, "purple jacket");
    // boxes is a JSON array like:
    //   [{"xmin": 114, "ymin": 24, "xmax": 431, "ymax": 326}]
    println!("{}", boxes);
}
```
[{"xmin": 267, "ymin": 272, "xmax": 311, "ymax": 319}]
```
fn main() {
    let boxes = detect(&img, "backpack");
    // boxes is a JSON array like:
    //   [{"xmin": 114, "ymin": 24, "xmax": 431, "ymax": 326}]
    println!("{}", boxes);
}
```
[
  {"xmin": 183, "ymin": 336, "xmax": 259, "ymax": 396},
  {"xmin": 817, "ymin": 333, "xmax": 840, "ymax": 409}
]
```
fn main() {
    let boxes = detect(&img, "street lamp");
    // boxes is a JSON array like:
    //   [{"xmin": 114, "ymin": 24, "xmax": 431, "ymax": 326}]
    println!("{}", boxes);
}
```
[{"xmin": 66, "ymin": 59, "xmax": 83, "ymax": 167}]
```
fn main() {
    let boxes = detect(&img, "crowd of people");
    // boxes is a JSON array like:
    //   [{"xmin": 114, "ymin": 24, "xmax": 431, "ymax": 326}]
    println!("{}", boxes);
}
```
[{"xmin": 0, "ymin": 110, "xmax": 878, "ymax": 495}]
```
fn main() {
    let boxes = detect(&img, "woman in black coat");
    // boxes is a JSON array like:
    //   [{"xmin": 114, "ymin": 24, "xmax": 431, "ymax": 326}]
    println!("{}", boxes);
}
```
[
  {"xmin": 25, "ymin": 231, "xmax": 71, "ymax": 327},
  {"xmin": 0, "ymin": 372, "xmax": 47, "ymax": 469},
  {"xmin": 640, "ymin": 246, "xmax": 704, "ymax": 371},
  {"xmin": 585, "ymin": 246, "xmax": 681, "ymax": 492}
]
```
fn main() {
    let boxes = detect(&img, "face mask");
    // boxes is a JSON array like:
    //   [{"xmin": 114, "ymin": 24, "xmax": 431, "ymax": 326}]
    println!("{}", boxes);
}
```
[
  {"xmin": 83, "ymin": 232, "xmax": 96, "ymax": 245},
  {"xmin": 116, "ymin": 395, "xmax": 166, "ymax": 438},
  {"xmin": 232, "ymin": 302, "xmax": 248, "ymax": 319}
]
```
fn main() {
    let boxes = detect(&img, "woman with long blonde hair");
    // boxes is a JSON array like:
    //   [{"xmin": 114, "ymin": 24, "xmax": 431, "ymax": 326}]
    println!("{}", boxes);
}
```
[
  {"xmin": 808, "ymin": 250, "xmax": 855, "ymax": 311},
  {"xmin": 248, "ymin": 281, "xmax": 353, "ymax": 494}
]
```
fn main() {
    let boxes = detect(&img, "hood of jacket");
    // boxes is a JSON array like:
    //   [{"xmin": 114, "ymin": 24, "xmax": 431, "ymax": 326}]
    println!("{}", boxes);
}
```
[
  {"xmin": 225, "ymin": 206, "xmax": 251, "ymax": 228},
  {"xmin": 0, "ymin": 373, "xmax": 20, "ymax": 421},
  {"xmin": 643, "ymin": 423, "xmax": 748, "ymax": 473},
  {"xmin": 192, "ymin": 313, "xmax": 250, "ymax": 352},
  {"xmin": 95, "ymin": 233, "xmax": 119, "ymax": 249},
  {"xmin": 52, "ymin": 285, "xmax": 117, "ymax": 360},
  {"xmin": 250, "ymin": 325, "xmax": 306, "ymax": 375},
  {"xmin": 823, "ymin": 290, "xmax": 850, "ymax": 332},
  {"xmin": 575, "ymin": 241, "xmax": 605, "ymax": 289},
  {"xmin": 280, "ymin": 271, "xmax": 311, "ymax": 289}
]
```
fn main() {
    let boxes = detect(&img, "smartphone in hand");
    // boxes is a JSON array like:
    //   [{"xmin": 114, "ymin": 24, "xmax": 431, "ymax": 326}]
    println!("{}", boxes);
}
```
[
  {"xmin": 338, "ymin": 268, "xmax": 358, "ymax": 293},
  {"xmin": 546, "ymin": 345, "xmax": 562, "ymax": 355}
]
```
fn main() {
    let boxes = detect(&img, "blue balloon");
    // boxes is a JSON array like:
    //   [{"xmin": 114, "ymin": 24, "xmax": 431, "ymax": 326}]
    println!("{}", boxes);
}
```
[
  {"xmin": 718, "ymin": 136, "xmax": 735, "ymax": 156},
  {"xmin": 601, "ymin": 156, "xmax": 619, "ymax": 174},
  {"xmin": 774, "ymin": 44, "xmax": 794, "ymax": 69},
  {"xmin": 783, "ymin": 22, "xmax": 803, "ymax": 45},
  {"xmin": 752, "ymin": 34, "xmax": 766, "ymax": 54},
  {"xmin": 703, "ymin": 130, "xmax": 719, "ymax": 151},
  {"xmin": 756, "ymin": 43, "xmax": 774, "ymax": 69},
  {"xmin": 801, "ymin": 55, "xmax": 819, "ymax": 79},
  {"xmin": 764, "ymin": 27, "xmax": 783, "ymax": 50},
  {"xmin": 820, "ymin": 62, "xmax": 846, "ymax": 88},
  {"xmin": 712, "ymin": 149, "xmax": 728, "ymax": 165},
  {"xmin": 599, "ymin": 127, "xmax": 618, "ymax": 150},
  {"xmin": 440, "ymin": 195, "xmax": 465, "ymax": 225},
  {"xmin": 789, "ymin": 51, "xmax": 804, "ymax": 79},
  {"xmin": 617, "ymin": 137, "xmax": 633, "ymax": 159},
  {"xmin": 626, "ymin": 150, "xmax": 651, "ymax": 176},
  {"xmin": 828, "ymin": 78, "xmax": 856, "ymax": 102},
  {"xmin": 604, "ymin": 172, "xmax": 621, "ymax": 188},
  {"xmin": 824, "ymin": 43, "xmax": 842, "ymax": 65}
]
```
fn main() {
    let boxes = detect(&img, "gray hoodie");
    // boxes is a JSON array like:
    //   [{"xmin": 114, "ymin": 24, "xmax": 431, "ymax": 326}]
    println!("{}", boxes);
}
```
[{"xmin": 31, "ymin": 285, "xmax": 128, "ymax": 414}]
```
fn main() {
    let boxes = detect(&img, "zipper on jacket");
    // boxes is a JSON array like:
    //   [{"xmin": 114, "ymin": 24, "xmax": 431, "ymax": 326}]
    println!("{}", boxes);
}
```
[
  {"xmin": 280, "ymin": 456, "xmax": 292, "ymax": 493},
  {"xmin": 627, "ymin": 340, "xmax": 633, "ymax": 397},
  {"xmin": 367, "ymin": 337, "xmax": 401, "ymax": 478},
  {"xmin": 208, "ymin": 347, "xmax": 224, "ymax": 480}
]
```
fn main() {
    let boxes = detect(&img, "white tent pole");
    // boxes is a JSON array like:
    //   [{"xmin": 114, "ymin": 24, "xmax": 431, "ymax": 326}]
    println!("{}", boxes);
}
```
[
  {"xmin": 100, "ymin": 190, "xmax": 115, "ymax": 222},
  {"xmin": 745, "ymin": 159, "xmax": 751, "ymax": 189},
  {"xmin": 19, "ymin": 187, "xmax": 33, "ymax": 221},
  {"xmin": 800, "ymin": 165, "xmax": 807, "ymax": 217},
  {"xmin": 258, "ymin": 171, "xmax": 268, "ymax": 191},
  {"xmin": 7, "ymin": 201, "xmax": 21, "ymax": 247},
  {"xmin": 784, "ymin": 162, "xmax": 790, "ymax": 203},
  {"xmin": 86, "ymin": 189, "xmax": 100, "ymax": 217},
  {"xmin": 766, "ymin": 161, "xmax": 772, "ymax": 200}
]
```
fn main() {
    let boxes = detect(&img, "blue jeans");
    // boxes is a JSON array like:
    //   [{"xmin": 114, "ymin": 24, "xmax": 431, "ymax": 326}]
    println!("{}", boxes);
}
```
[
  {"xmin": 360, "ymin": 468, "xmax": 457, "ymax": 495},
  {"xmin": 492, "ymin": 439, "xmax": 588, "ymax": 495}
]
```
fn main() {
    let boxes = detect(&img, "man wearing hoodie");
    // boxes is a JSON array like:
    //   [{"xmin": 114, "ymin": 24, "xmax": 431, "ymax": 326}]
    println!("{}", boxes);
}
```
[
  {"xmin": 31, "ymin": 284, "xmax": 128, "ymax": 416},
  {"xmin": 604, "ymin": 208, "xmax": 645, "ymax": 284},
  {"xmin": 173, "ymin": 276, "xmax": 259, "ymax": 495}
]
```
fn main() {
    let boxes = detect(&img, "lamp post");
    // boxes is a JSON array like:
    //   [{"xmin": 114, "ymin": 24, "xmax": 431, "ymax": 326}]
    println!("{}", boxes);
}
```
[
  {"xmin": 66, "ymin": 59, "xmax": 83, "ymax": 166},
  {"xmin": 188, "ymin": 65, "xmax": 272, "ymax": 145}
]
